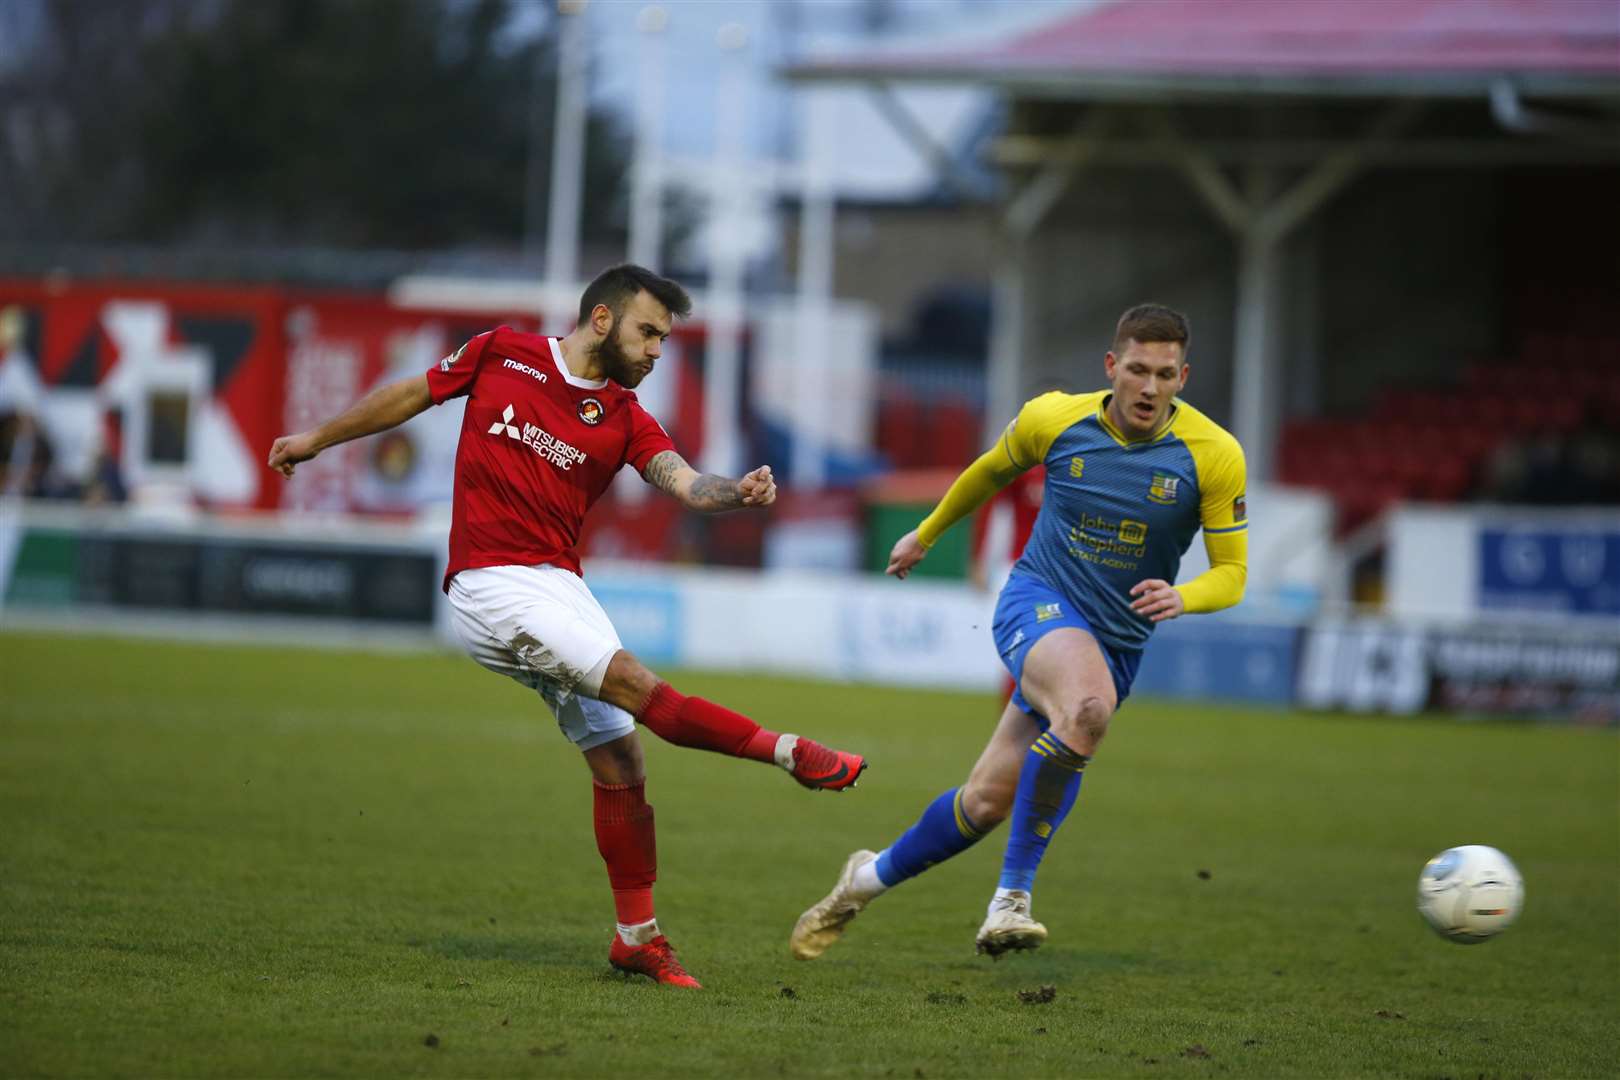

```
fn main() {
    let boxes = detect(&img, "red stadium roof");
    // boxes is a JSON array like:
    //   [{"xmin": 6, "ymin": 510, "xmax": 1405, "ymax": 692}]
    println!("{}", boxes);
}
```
[{"xmin": 790, "ymin": 0, "xmax": 1620, "ymax": 97}]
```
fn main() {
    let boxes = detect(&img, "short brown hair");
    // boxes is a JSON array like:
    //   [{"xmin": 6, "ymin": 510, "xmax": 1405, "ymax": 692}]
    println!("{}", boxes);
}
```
[
  {"xmin": 578, "ymin": 263, "xmax": 693, "ymax": 325},
  {"xmin": 1113, "ymin": 303, "xmax": 1190, "ymax": 353}
]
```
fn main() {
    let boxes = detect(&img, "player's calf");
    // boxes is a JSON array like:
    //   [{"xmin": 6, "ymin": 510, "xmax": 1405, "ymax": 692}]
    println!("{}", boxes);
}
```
[
  {"xmin": 629, "ymin": 677, "xmax": 866, "ymax": 791},
  {"xmin": 990, "ymin": 728, "xmax": 1089, "ymax": 951},
  {"xmin": 959, "ymin": 776, "xmax": 1015, "ymax": 830}
]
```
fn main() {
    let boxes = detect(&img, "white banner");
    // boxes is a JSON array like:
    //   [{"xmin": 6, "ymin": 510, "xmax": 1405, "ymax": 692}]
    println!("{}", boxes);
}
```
[{"xmin": 585, "ymin": 560, "xmax": 1002, "ymax": 691}]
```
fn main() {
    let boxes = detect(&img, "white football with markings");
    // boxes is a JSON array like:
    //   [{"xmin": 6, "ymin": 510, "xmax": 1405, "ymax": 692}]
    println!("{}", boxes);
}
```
[{"xmin": 1416, "ymin": 845, "xmax": 1524, "ymax": 944}]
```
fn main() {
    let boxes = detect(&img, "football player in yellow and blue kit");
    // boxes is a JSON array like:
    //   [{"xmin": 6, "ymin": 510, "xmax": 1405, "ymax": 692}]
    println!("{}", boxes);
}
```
[{"xmin": 792, "ymin": 303, "xmax": 1247, "ymax": 960}]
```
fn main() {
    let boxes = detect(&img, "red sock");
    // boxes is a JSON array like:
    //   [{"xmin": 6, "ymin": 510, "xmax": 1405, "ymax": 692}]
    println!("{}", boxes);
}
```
[
  {"xmin": 635, "ymin": 682, "xmax": 780, "ymax": 763},
  {"xmin": 593, "ymin": 780, "xmax": 656, "ymax": 926}
]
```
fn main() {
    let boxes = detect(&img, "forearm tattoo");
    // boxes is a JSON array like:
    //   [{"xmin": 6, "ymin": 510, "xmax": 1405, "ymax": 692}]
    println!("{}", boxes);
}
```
[
  {"xmin": 688, "ymin": 472, "xmax": 745, "ymax": 511},
  {"xmin": 643, "ymin": 450, "xmax": 744, "ymax": 511}
]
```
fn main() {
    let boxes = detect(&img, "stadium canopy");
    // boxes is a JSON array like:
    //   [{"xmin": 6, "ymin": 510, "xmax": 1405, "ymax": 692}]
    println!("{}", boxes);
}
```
[
  {"xmin": 788, "ymin": 0, "xmax": 1620, "ymax": 100},
  {"xmin": 785, "ymin": 0, "xmax": 1620, "ymax": 481}
]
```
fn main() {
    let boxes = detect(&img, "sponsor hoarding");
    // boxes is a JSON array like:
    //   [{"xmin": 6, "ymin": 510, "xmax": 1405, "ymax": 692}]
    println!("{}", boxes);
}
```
[
  {"xmin": 1300, "ymin": 620, "xmax": 1618, "ymax": 723},
  {"xmin": 1479, "ymin": 524, "xmax": 1620, "ymax": 618},
  {"xmin": 4, "ymin": 524, "xmax": 436, "ymax": 623}
]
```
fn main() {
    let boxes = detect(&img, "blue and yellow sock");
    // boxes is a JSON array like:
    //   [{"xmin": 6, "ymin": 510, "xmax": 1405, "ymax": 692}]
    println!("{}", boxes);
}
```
[
  {"xmin": 997, "ymin": 731, "xmax": 1089, "ymax": 892},
  {"xmin": 873, "ymin": 787, "xmax": 989, "ymax": 887}
]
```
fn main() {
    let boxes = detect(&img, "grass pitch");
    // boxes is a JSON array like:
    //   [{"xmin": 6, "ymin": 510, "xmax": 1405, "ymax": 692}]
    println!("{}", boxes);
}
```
[{"xmin": 2, "ymin": 629, "xmax": 1617, "ymax": 1078}]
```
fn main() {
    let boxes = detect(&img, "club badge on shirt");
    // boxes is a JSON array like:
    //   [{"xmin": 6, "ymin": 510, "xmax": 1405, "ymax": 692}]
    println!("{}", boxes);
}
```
[
  {"xmin": 1148, "ymin": 472, "xmax": 1180, "ymax": 505},
  {"xmin": 578, "ymin": 397, "xmax": 604, "ymax": 425}
]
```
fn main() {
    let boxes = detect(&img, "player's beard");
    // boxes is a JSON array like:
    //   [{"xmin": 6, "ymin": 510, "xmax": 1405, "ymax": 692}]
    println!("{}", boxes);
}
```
[{"xmin": 593, "ymin": 321, "xmax": 648, "ymax": 388}]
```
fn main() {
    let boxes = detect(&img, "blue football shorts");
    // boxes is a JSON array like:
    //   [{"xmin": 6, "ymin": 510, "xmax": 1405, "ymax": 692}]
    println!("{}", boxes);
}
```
[{"xmin": 991, "ymin": 571, "xmax": 1143, "ymax": 724}]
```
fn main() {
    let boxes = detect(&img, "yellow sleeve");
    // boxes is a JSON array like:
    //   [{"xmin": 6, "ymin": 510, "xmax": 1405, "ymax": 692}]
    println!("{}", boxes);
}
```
[
  {"xmin": 915, "ymin": 445, "xmax": 1017, "ymax": 548},
  {"xmin": 915, "ymin": 392, "xmax": 1085, "ymax": 549},
  {"xmin": 915, "ymin": 394, "xmax": 1065, "ymax": 548},
  {"xmin": 1194, "ymin": 432, "xmax": 1248, "ymax": 534},
  {"xmin": 1174, "ymin": 429, "xmax": 1248, "ymax": 613},
  {"xmin": 1176, "ymin": 529, "xmax": 1247, "ymax": 613},
  {"xmin": 1000, "ymin": 390, "xmax": 1072, "ymax": 470}
]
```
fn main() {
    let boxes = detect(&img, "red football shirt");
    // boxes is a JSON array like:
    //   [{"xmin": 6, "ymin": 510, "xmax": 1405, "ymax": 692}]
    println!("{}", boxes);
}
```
[
  {"xmin": 970, "ymin": 464, "xmax": 1045, "ymax": 572},
  {"xmin": 426, "ymin": 327, "xmax": 675, "ymax": 589}
]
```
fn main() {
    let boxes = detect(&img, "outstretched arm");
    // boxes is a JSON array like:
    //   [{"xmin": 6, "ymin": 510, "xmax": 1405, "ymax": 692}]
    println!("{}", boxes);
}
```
[
  {"xmin": 267, "ymin": 375, "xmax": 432, "ymax": 477},
  {"xmin": 887, "ymin": 443, "xmax": 1024, "ymax": 579},
  {"xmin": 641, "ymin": 450, "xmax": 776, "ymax": 512}
]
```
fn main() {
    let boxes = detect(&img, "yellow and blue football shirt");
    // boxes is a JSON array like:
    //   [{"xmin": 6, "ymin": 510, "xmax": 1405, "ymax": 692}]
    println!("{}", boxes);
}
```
[{"xmin": 994, "ymin": 390, "xmax": 1248, "ymax": 651}]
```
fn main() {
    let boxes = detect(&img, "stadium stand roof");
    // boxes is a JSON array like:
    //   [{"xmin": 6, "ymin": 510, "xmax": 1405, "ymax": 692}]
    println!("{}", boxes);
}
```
[
  {"xmin": 784, "ymin": 0, "xmax": 1619, "ymax": 485},
  {"xmin": 788, "ymin": 0, "xmax": 1620, "ymax": 99}
]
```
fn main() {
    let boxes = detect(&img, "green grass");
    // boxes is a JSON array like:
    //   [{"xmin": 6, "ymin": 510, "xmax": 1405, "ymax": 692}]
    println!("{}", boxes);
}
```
[{"xmin": 2, "ymin": 629, "xmax": 1616, "ymax": 1078}]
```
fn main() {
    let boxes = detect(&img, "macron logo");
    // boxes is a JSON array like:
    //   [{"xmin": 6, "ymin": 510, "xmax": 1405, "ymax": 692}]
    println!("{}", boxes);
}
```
[{"xmin": 502, "ymin": 358, "xmax": 549, "ymax": 384}]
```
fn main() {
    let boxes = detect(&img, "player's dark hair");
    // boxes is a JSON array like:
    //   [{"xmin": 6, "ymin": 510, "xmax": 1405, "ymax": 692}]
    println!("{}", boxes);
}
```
[
  {"xmin": 577, "ymin": 264, "xmax": 692, "ymax": 325},
  {"xmin": 1114, "ymin": 303, "xmax": 1190, "ymax": 354}
]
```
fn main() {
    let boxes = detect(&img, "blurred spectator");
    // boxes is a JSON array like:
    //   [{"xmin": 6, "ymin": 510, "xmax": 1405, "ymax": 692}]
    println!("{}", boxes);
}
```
[
  {"xmin": 0, "ymin": 410, "xmax": 126, "ymax": 503},
  {"xmin": 0, "ymin": 411, "xmax": 54, "ymax": 498},
  {"xmin": 80, "ymin": 443, "xmax": 129, "ymax": 506},
  {"xmin": 1479, "ymin": 422, "xmax": 1620, "ymax": 506},
  {"xmin": 1566, "ymin": 426, "xmax": 1620, "ymax": 505}
]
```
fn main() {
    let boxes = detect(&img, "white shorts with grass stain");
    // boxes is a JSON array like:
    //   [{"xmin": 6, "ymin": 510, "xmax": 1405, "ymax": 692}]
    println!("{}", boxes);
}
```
[{"xmin": 447, "ymin": 564, "xmax": 637, "ymax": 751}]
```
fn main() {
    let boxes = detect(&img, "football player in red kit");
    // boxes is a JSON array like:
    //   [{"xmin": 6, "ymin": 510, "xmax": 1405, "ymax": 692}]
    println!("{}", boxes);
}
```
[{"xmin": 268, "ymin": 265, "xmax": 866, "ymax": 989}]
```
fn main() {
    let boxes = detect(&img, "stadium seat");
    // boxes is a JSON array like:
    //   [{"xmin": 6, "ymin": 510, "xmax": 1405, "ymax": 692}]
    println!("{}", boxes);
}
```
[
  {"xmin": 926, "ymin": 398, "xmax": 982, "ymax": 469},
  {"xmin": 876, "ymin": 394, "xmax": 927, "ymax": 470}
]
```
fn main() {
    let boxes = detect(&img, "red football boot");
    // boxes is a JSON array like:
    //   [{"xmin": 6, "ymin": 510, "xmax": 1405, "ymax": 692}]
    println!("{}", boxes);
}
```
[
  {"xmin": 609, "ymin": 934, "xmax": 703, "ymax": 989},
  {"xmin": 789, "ymin": 738, "xmax": 867, "ymax": 792}
]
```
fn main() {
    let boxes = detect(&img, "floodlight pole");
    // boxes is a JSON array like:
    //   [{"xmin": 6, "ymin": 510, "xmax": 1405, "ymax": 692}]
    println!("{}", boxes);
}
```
[
  {"xmin": 793, "ymin": 88, "xmax": 836, "ymax": 490},
  {"xmin": 987, "ymin": 111, "xmax": 1110, "ymax": 439},
  {"xmin": 1163, "ymin": 102, "xmax": 1421, "ymax": 482},
  {"xmin": 544, "ymin": 0, "xmax": 590, "ymax": 334},
  {"xmin": 628, "ymin": 5, "xmax": 668, "ymax": 271},
  {"xmin": 700, "ymin": 21, "xmax": 751, "ymax": 478},
  {"xmin": 1232, "ymin": 179, "xmax": 1282, "ymax": 489},
  {"xmin": 986, "ymin": 239, "xmax": 1028, "ymax": 440}
]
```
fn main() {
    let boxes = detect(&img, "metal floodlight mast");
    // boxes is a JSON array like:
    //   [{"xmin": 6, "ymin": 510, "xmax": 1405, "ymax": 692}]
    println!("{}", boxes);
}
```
[
  {"xmin": 793, "ymin": 87, "xmax": 836, "ymax": 492},
  {"xmin": 700, "ymin": 20, "xmax": 752, "ymax": 479},
  {"xmin": 545, "ymin": 0, "xmax": 589, "ymax": 333},
  {"xmin": 628, "ymin": 5, "xmax": 669, "ymax": 272}
]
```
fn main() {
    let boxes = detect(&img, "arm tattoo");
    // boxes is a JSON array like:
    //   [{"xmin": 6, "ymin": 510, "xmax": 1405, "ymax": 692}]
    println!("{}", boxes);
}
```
[
  {"xmin": 688, "ymin": 472, "xmax": 745, "ymax": 512},
  {"xmin": 643, "ymin": 450, "xmax": 745, "ymax": 511},
  {"xmin": 643, "ymin": 450, "xmax": 685, "ymax": 496}
]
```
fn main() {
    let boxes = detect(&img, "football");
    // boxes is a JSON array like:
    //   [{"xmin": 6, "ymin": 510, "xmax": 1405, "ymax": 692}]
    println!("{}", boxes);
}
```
[{"xmin": 1416, "ymin": 845, "xmax": 1524, "ymax": 944}]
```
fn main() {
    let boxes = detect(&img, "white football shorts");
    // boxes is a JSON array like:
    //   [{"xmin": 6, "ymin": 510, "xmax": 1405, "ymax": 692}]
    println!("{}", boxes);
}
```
[{"xmin": 446, "ymin": 563, "xmax": 636, "ymax": 751}]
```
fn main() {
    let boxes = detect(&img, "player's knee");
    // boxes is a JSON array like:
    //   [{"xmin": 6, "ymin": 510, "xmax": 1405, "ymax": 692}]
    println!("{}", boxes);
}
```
[
  {"xmin": 598, "ymin": 649, "xmax": 660, "ymax": 712},
  {"xmin": 1078, "ymin": 696, "xmax": 1114, "ymax": 746},
  {"xmin": 1050, "ymin": 696, "xmax": 1112, "ymax": 753}
]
